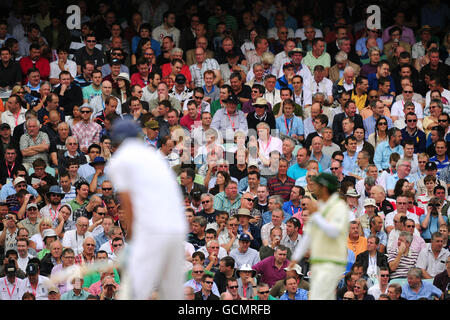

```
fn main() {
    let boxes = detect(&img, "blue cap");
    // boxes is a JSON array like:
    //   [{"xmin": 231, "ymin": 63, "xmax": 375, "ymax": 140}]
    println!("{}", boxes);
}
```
[
  {"xmin": 47, "ymin": 185, "xmax": 65, "ymax": 197},
  {"xmin": 239, "ymin": 233, "xmax": 251, "ymax": 242},
  {"xmin": 111, "ymin": 119, "xmax": 141, "ymax": 144},
  {"xmin": 89, "ymin": 156, "xmax": 106, "ymax": 167}
]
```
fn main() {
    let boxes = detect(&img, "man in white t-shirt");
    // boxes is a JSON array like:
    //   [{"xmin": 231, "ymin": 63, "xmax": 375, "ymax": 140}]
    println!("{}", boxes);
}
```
[
  {"xmin": 107, "ymin": 119, "xmax": 187, "ymax": 300},
  {"xmin": 390, "ymin": 86, "xmax": 423, "ymax": 123}
]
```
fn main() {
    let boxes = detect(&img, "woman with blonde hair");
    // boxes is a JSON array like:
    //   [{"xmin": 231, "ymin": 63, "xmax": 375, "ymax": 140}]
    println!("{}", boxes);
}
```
[{"xmin": 29, "ymin": 218, "xmax": 54, "ymax": 253}]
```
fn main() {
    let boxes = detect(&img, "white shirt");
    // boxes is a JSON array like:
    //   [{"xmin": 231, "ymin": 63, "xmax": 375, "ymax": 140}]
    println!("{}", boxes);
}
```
[
  {"xmin": 258, "ymin": 136, "xmax": 283, "ymax": 159},
  {"xmin": 106, "ymin": 138, "xmax": 187, "ymax": 235},
  {"xmin": 425, "ymin": 88, "xmax": 450, "ymax": 109},
  {"xmin": 263, "ymin": 89, "xmax": 282, "ymax": 107},
  {"xmin": 17, "ymin": 254, "xmax": 33, "ymax": 273},
  {"xmin": 391, "ymin": 100, "xmax": 423, "ymax": 119},
  {"xmin": 267, "ymin": 27, "xmax": 295, "ymax": 40},
  {"xmin": 294, "ymin": 28, "xmax": 323, "ymax": 41},
  {"xmin": 89, "ymin": 218, "xmax": 104, "ymax": 237},
  {"xmin": 62, "ymin": 230, "xmax": 93, "ymax": 255},
  {"xmin": 384, "ymin": 210, "xmax": 419, "ymax": 231},
  {"xmin": 23, "ymin": 275, "xmax": 50, "ymax": 300},
  {"xmin": 0, "ymin": 276, "xmax": 26, "ymax": 300},
  {"xmin": 307, "ymin": 77, "xmax": 333, "ymax": 98},
  {"xmin": 152, "ymin": 25, "xmax": 180, "ymax": 47},
  {"xmin": 273, "ymin": 51, "xmax": 290, "ymax": 76},
  {"xmin": 49, "ymin": 59, "xmax": 77, "ymax": 79},
  {"xmin": 141, "ymin": 86, "xmax": 158, "ymax": 104}
]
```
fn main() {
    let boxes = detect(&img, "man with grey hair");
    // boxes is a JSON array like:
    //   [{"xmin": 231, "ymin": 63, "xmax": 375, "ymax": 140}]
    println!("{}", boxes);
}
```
[
  {"xmin": 62, "ymin": 216, "xmax": 93, "ymax": 255},
  {"xmin": 20, "ymin": 118, "xmax": 50, "ymax": 169},
  {"xmin": 386, "ymin": 159, "xmax": 416, "ymax": 198},
  {"xmin": 187, "ymin": 216, "xmax": 208, "ymax": 251},
  {"xmin": 388, "ymin": 231, "xmax": 420, "ymax": 279},
  {"xmin": 401, "ymin": 267, "xmax": 443, "ymax": 300},
  {"xmin": 416, "ymin": 232, "xmax": 450, "ymax": 279}
]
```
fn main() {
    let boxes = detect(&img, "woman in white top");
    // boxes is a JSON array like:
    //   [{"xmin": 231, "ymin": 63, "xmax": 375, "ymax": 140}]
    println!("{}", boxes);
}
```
[{"xmin": 29, "ymin": 218, "xmax": 53, "ymax": 253}]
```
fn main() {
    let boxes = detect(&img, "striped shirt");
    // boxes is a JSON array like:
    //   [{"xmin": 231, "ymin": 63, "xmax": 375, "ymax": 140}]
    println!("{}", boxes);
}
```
[
  {"xmin": 267, "ymin": 176, "xmax": 296, "ymax": 202},
  {"xmin": 189, "ymin": 59, "xmax": 220, "ymax": 87},
  {"xmin": 387, "ymin": 248, "xmax": 420, "ymax": 279}
]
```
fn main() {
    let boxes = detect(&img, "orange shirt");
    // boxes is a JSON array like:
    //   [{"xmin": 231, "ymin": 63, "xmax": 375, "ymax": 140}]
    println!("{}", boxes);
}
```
[{"xmin": 347, "ymin": 236, "xmax": 368, "ymax": 257}]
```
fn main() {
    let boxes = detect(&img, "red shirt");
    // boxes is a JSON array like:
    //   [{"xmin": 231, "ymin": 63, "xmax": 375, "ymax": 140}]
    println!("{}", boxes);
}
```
[
  {"xmin": 19, "ymin": 56, "xmax": 50, "ymax": 83},
  {"xmin": 160, "ymin": 63, "xmax": 192, "ymax": 83},
  {"xmin": 130, "ymin": 72, "xmax": 148, "ymax": 88},
  {"xmin": 180, "ymin": 112, "xmax": 201, "ymax": 132}
]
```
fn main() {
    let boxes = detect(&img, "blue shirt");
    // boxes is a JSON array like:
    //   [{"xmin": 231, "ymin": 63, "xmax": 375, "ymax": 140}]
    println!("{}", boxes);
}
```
[
  {"xmin": 61, "ymin": 289, "xmax": 89, "ymax": 300},
  {"xmin": 279, "ymin": 288, "xmax": 308, "ymax": 300},
  {"xmin": 131, "ymin": 36, "xmax": 161, "ymax": 57},
  {"xmin": 275, "ymin": 75, "xmax": 294, "ymax": 91},
  {"xmin": 261, "ymin": 210, "xmax": 292, "ymax": 226},
  {"xmin": 282, "ymin": 200, "xmax": 302, "ymax": 217},
  {"xmin": 342, "ymin": 151, "xmax": 359, "ymax": 174},
  {"xmin": 287, "ymin": 163, "xmax": 323, "ymax": 181},
  {"xmin": 373, "ymin": 141, "xmax": 404, "ymax": 171},
  {"xmin": 419, "ymin": 214, "xmax": 449, "ymax": 240},
  {"xmin": 276, "ymin": 115, "xmax": 304, "ymax": 137},
  {"xmin": 0, "ymin": 183, "xmax": 38, "ymax": 201},
  {"xmin": 368, "ymin": 74, "xmax": 396, "ymax": 93},
  {"xmin": 363, "ymin": 230, "xmax": 388, "ymax": 247},
  {"xmin": 311, "ymin": 153, "xmax": 331, "ymax": 171},
  {"xmin": 386, "ymin": 173, "xmax": 418, "ymax": 191},
  {"xmin": 401, "ymin": 281, "xmax": 442, "ymax": 300}
]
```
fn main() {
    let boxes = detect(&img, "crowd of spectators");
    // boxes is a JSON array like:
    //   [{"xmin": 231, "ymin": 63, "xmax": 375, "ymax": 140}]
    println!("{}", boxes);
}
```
[{"xmin": 0, "ymin": 0, "xmax": 449, "ymax": 301}]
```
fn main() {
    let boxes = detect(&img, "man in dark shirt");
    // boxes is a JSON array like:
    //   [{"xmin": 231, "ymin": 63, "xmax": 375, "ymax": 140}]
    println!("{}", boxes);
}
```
[
  {"xmin": 53, "ymin": 71, "xmax": 83, "ymax": 117},
  {"xmin": 73, "ymin": 33, "xmax": 105, "ymax": 74},
  {"xmin": 0, "ymin": 47, "xmax": 21, "ymax": 89}
]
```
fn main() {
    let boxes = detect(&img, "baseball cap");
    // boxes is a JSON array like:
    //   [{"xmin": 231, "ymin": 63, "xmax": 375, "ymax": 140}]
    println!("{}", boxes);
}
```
[
  {"xmin": 89, "ymin": 156, "xmax": 106, "ymax": 167},
  {"xmin": 175, "ymin": 74, "xmax": 186, "ymax": 84},
  {"xmin": 26, "ymin": 203, "xmax": 38, "ymax": 210},
  {"xmin": 111, "ymin": 119, "xmax": 141, "ymax": 144},
  {"xmin": 13, "ymin": 177, "xmax": 26, "ymax": 187},
  {"xmin": 239, "ymin": 233, "xmax": 251, "ymax": 242},
  {"xmin": 0, "ymin": 123, "xmax": 11, "ymax": 130},
  {"xmin": 425, "ymin": 162, "xmax": 437, "ymax": 171},
  {"xmin": 26, "ymin": 263, "xmax": 38, "ymax": 275},
  {"xmin": 111, "ymin": 58, "xmax": 121, "ymax": 66},
  {"xmin": 225, "ymin": 95, "xmax": 239, "ymax": 105}
]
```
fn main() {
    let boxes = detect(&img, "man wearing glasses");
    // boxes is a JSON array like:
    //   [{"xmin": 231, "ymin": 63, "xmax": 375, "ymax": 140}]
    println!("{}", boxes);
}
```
[
  {"xmin": 391, "ymin": 85, "xmax": 424, "ymax": 123},
  {"xmin": 73, "ymin": 33, "xmax": 105, "ymax": 75},
  {"xmin": 194, "ymin": 274, "xmax": 220, "ymax": 300},
  {"xmin": 72, "ymin": 104, "xmax": 102, "ymax": 154},
  {"xmin": 401, "ymin": 112, "xmax": 427, "ymax": 153},
  {"xmin": 62, "ymin": 216, "xmax": 93, "ymax": 255},
  {"xmin": 185, "ymin": 264, "xmax": 220, "ymax": 297}
]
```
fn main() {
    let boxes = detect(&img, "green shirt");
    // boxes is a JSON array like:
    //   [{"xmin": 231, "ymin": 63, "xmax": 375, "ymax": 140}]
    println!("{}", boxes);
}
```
[
  {"xmin": 210, "ymin": 100, "xmax": 241, "ymax": 117},
  {"xmin": 82, "ymin": 85, "xmax": 102, "ymax": 103},
  {"xmin": 83, "ymin": 268, "xmax": 121, "ymax": 288},
  {"xmin": 68, "ymin": 199, "xmax": 89, "ymax": 213},
  {"xmin": 37, "ymin": 248, "xmax": 50, "ymax": 260},
  {"xmin": 303, "ymin": 51, "xmax": 331, "ymax": 72}
]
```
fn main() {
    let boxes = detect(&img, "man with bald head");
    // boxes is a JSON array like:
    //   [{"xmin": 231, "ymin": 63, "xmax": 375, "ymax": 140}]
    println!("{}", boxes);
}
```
[
  {"xmin": 89, "ymin": 80, "xmax": 122, "ymax": 118},
  {"xmin": 62, "ymin": 216, "xmax": 93, "ymax": 255},
  {"xmin": 189, "ymin": 47, "xmax": 221, "ymax": 87}
]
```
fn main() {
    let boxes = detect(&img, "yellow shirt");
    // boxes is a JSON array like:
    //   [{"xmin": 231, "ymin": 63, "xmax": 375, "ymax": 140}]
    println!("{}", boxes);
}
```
[
  {"xmin": 351, "ymin": 91, "xmax": 368, "ymax": 111},
  {"xmin": 347, "ymin": 236, "xmax": 368, "ymax": 257}
]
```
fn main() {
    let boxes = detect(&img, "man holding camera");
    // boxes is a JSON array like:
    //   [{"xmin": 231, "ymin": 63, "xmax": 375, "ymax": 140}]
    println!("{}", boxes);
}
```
[
  {"xmin": 420, "ymin": 197, "xmax": 449, "ymax": 243},
  {"xmin": 0, "ymin": 254, "xmax": 25, "ymax": 299}
]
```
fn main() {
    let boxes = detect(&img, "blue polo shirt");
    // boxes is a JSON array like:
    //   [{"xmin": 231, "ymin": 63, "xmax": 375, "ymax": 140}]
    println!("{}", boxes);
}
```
[
  {"xmin": 282, "ymin": 200, "xmax": 302, "ymax": 217},
  {"xmin": 401, "ymin": 281, "xmax": 442, "ymax": 300}
]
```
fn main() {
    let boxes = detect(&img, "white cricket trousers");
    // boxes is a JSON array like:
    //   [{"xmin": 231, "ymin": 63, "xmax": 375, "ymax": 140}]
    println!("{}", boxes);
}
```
[
  {"xmin": 309, "ymin": 262, "xmax": 345, "ymax": 300},
  {"xmin": 126, "ymin": 232, "xmax": 186, "ymax": 300}
]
